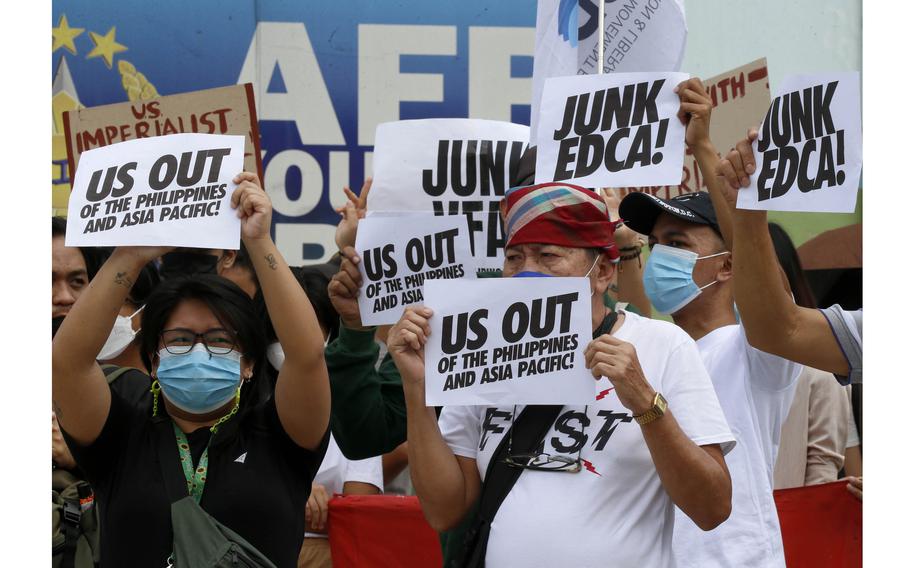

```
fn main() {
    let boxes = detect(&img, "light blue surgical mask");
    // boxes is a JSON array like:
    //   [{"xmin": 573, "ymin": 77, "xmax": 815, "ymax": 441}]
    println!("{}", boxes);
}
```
[
  {"xmin": 156, "ymin": 344, "xmax": 242, "ymax": 414},
  {"xmin": 643, "ymin": 244, "xmax": 730, "ymax": 314},
  {"xmin": 513, "ymin": 271, "xmax": 552, "ymax": 278}
]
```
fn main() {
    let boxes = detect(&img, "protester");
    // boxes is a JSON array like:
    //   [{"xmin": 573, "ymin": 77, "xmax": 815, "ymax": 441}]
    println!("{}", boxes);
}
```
[
  {"xmin": 765, "ymin": 222, "xmax": 852, "ymax": 489},
  {"xmin": 392, "ymin": 181, "xmax": 734, "ymax": 566},
  {"xmin": 97, "ymin": 260, "xmax": 160, "ymax": 369},
  {"xmin": 52, "ymin": 173, "xmax": 330, "ymax": 567},
  {"xmin": 324, "ymin": 180, "xmax": 409, "ymax": 460},
  {"xmin": 52, "ymin": 217, "xmax": 107, "ymax": 323},
  {"xmin": 298, "ymin": 435, "xmax": 383, "ymax": 568},
  {"xmin": 619, "ymin": 78, "xmax": 803, "ymax": 568},
  {"xmin": 716, "ymin": 129, "xmax": 862, "ymax": 384}
]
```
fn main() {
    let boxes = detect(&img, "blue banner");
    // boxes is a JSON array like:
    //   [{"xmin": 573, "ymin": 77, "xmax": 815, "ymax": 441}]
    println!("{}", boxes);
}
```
[{"xmin": 52, "ymin": 1, "xmax": 537, "ymax": 264}]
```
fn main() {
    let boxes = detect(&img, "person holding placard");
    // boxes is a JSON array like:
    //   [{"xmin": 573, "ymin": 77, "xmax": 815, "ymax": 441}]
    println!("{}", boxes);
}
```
[
  {"xmin": 716, "ymin": 128, "xmax": 862, "ymax": 385},
  {"xmin": 52, "ymin": 173, "xmax": 330, "ymax": 568},
  {"xmin": 619, "ymin": 78, "xmax": 806, "ymax": 568},
  {"xmin": 390, "ymin": 183, "xmax": 735, "ymax": 567}
]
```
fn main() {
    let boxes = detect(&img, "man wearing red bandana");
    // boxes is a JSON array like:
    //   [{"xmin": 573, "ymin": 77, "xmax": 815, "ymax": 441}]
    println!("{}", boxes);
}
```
[{"xmin": 389, "ymin": 182, "xmax": 737, "ymax": 567}]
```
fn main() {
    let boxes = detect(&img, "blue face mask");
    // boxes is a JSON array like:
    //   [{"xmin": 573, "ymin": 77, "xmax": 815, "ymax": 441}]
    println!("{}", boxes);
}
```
[
  {"xmin": 643, "ymin": 244, "xmax": 729, "ymax": 314},
  {"xmin": 513, "ymin": 271, "xmax": 552, "ymax": 278},
  {"xmin": 156, "ymin": 344, "xmax": 242, "ymax": 415}
]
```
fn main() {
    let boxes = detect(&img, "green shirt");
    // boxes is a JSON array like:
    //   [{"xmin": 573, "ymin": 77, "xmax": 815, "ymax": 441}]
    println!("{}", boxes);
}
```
[{"xmin": 325, "ymin": 325, "xmax": 407, "ymax": 460}]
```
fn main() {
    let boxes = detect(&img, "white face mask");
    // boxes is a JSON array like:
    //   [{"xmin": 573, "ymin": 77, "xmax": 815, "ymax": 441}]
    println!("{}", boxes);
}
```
[
  {"xmin": 266, "ymin": 336, "xmax": 330, "ymax": 371},
  {"xmin": 97, "ymin": 306, "xmax": 144, "ymax": 361},
  {"xmin": 266, "ymin": 342, "xmax": 285, "ymax": 370}
]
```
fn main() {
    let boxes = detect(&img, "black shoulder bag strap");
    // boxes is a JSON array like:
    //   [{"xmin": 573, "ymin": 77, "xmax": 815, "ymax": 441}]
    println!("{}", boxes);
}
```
[{"xmin": 457, "ymin": 310, "xmax": 618, "ymax": 567}]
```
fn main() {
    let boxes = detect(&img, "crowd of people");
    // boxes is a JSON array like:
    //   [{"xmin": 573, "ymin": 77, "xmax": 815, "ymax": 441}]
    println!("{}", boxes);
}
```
[{"xmin": 51, "ymin": 78, "xmax": 862, "ymax": 568}]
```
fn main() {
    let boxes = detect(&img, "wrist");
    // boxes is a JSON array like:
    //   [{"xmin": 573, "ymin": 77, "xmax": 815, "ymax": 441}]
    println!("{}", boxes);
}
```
[
  {"xmin": 690, "ymin": 140, "xmax": 718, "ymax": 160},
  {"xmin": 628, "ymin": 385, "xmax": 658, "ymax": 416},
  {"xmin": 241, "ymin": 235, "xmax": 275, "ymax": 253},
  {"xmin": 110, "ymin": 248, "xmax": 150, "ymax": 272},
  {"xmin": 341, "ymin": 317, "xmax": 372, "ymax": 332}
]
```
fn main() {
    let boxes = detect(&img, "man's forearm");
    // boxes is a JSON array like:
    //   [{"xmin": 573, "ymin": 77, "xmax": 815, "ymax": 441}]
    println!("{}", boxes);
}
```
[
  {"xmin": 693, "ymin": 142, "xmax": 734, "ymax": 250},
  {"xmin": 403, "ymin": 382, "xmax": 473, "ymax": 532},
  {"xmin": 641, "ymin": 411, "xmax": 731, "ymax": 530}
]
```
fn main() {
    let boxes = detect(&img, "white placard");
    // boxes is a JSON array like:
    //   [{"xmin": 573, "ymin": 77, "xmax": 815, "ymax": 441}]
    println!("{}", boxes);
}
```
[
  {"xmin": 530, "ymin": 0, "xmax": 687, "ymax": 140},
  {"xmin": 355, "ymin": 213, "xmax": 477, "ymax": 326},
  {"xmin": 737, "ymin": 72, "xmax": 862, "ymax": 213},
  {"xmin": 65, "ymin": 133, "xmax": 245, "ymax": 249},
  {"xmin": 424, "ymin": 277, "xmax": 594, "ymax": 406},
  {"xmin": 369, "ymin": 119, "xmax": 530, "ymax": 274},
  {"xmin": 535, "ymin": 72, "xmax": 688, "ymax": 189}
]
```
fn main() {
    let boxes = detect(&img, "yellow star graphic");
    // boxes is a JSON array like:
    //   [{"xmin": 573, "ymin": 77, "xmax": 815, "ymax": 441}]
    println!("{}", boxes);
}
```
[
  {"xmin": 87, "ymin": 27, "xmax": 127, "ymax": 69},
  {"xmin": 52, "ymin": 15, "xmax": 84, "ymax": 55}
]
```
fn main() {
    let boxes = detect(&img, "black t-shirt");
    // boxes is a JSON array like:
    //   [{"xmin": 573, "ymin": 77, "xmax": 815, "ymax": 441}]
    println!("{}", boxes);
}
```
[{"xmin": 63, "ymin": 385, "xmax": 328, "ymax": 568}]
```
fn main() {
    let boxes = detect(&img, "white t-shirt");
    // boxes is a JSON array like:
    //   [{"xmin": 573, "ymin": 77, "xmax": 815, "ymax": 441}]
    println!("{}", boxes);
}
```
[
  {"xmin": 439, "ymin": 311, "xmax": 736, "ymax": 568},
  {"xmin": 305, "ymin": 435, "xmax": 383, "ymax": 539},
  {"xmin": 673, "ymin": 324, "xmax": 801, "ymax": 568}
]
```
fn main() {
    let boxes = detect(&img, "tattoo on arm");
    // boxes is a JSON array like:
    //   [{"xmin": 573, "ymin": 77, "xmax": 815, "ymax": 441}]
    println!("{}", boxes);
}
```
[
  {"xmin": 114, "ymin": 271, "xmax": 134, "ymax": 288},
  {"xmin": 265, "ymin": 253, "xmax": 278, "ymax": 270}
]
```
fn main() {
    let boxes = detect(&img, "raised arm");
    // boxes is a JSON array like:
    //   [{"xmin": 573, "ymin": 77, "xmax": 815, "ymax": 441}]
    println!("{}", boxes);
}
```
[
  {"xmin": 232, "ymin": 173, "xmax": 329, "ymax": 449},
  {"xmin": 326, "ymin": 246, "xmax": 409, "ymax": 458},
  {"xmin": 388, "ymin": 307, "xmax": 481, "ymax": 532},
  {"xmin": 52, "ymin": 246, "xmax": 168, "ymax": 445},
  {"xmin": 716, "ymin": 134, "xmax": 850, "ymax": 375},
  {"xmin": 677, "ymin": 78, "xmax": 734, "ymax": 249},
  {"xmin": 585, "ymin": 335, "xmax": 732, "ymax": 530}
]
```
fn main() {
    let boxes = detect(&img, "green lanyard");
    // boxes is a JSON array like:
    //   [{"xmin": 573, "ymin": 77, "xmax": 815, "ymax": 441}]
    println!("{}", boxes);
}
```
[
  {"xmin": 172, "ymin": 423, "xmax": 210, "ymax": 504},
  {"xmin": 168, "ymin": 389, "xmax": 240, "ymax": 504}
]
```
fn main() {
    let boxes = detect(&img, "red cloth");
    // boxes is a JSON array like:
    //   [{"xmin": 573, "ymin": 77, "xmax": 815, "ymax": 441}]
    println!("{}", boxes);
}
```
[
  {"xmin": 774, "ymin": 480, "xmax": 862, "ymax": 568},
  {"xmin": 500, "ymin": 182, "xmax": 620, "ymax": 261},
  {"xmin": 327, "ymin": 495, "xmax": 442, "ymax": 568}
]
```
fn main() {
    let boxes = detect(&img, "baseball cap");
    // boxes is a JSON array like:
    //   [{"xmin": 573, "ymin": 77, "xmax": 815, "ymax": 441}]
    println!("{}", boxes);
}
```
[{"xmin": 618, "ymin": 191, "xmax": 720, "ymax": 236}]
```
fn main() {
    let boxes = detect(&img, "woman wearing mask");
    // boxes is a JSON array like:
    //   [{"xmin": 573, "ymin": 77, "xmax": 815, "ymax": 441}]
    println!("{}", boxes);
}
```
[{"xmin": 52, "ymin": 173, "xmax": 330, "ymax": 567}]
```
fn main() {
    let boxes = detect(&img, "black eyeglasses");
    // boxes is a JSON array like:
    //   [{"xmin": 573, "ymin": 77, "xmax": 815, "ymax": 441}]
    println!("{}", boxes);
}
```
[
  {"xmin": 501, "ymin": 405, "xmax": 587, "ymax": 473},
  {"xmin": 160, "ymin": 328, "xmax": 239, "ymax": 355}
]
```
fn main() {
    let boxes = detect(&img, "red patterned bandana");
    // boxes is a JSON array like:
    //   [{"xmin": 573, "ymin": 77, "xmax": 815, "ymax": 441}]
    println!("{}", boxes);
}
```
[{"xmin": 500, "ymin": 183, "xmax": 620, "ymax": 262}]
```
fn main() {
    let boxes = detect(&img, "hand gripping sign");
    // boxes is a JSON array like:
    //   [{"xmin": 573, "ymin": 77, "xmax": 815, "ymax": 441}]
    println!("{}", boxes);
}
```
[
  {"xmin": 65, "ymin": 133, "xmax": 244, "ymax": 249},
  {"xmin": 737, "ymin": 72, "xmax": 862, "ymax": 213},
  {"xmin": 424, "ymin": 277, "xmax": 594, "ymax": 406},
  {"xmin": 535, "ymin": 72, "xmax": 689, "ymax": 189},
  {"xmin": 356, "ymin": 213, "xmax": 477, "ymax": 326},
  {"xmin": 369, "ymin": 119, "xmax": 530, "ymax": 274}
]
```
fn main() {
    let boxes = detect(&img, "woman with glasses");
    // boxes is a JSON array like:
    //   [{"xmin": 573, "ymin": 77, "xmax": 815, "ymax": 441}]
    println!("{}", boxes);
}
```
[{"xmin": 52, "ymin": 173, "xmax": 330, "ymax": 568}]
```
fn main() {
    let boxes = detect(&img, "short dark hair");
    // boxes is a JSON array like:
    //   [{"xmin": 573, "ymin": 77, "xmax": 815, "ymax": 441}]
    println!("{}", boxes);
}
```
[
  {"xmin": 128, "ymin": 261, "xmax": 161, "ymax": 306},
  {"xmin": 290, "ymin": 265, "xmax": 340, "ymax": 342},
  {"xmin": 138, "ymin": 274, "xmax": 271, "ymax": 426},
  {"xmin": 52, "ymin": 217, "xmax": 110, "ymax": 281}
]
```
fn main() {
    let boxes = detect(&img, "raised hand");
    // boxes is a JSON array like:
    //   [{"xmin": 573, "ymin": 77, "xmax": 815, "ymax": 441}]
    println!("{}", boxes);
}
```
[
  {"xmin": 676, "ymin": 77, "xmax": 714, "ymax": 150},
  {"xmin": 334, "ymin": 177, "xmax": 372, "ymax": 251},
  {"xmin": 231, "ymin": 172, "xmax": 272, "ymax": 241},
  {"xmin": 387, "ymin": 306, "xmax": 433, "ymax": 387},
  {"xmin": 584, "ymin": 334, "xmax": 657, "ymax": 416},
  {"xmin": 327, "ymin": 247, "xmax": 366, "ymax": 329}
]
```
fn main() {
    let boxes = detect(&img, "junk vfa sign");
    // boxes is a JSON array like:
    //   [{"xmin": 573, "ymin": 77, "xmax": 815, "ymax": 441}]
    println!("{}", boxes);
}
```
[
  {"xmin": 737, "ymin": 72, "xmax": 862, "ymax": 213},
  {"xmin": 368, "ymin": 119, "xmax": 529, "ymax": 274},
  {"xmin": 65, "ymin": 133, "xmax": 244, "ymax": 248}
]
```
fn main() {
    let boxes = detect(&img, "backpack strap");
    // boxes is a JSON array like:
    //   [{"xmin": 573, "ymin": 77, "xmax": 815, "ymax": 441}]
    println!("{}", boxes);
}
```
[
  {"xmin": 60, "ymin": 481, "xmax": 93, "ymax": 568},
  {"xmin": 100, "ymin": 364, "xmax": 142, "ymax": 385}
]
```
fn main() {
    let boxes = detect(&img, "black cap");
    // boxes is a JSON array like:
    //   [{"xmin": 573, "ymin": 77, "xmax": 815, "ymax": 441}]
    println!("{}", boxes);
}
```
[{"xmin": 618, "ymin": 191, "xmax": 719, "ymax": 236}]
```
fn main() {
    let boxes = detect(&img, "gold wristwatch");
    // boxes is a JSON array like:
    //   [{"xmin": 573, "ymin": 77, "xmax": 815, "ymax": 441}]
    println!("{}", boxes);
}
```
[{"xmin": 633, "ymin": 392, "xmax": 668, "ymax": 425}]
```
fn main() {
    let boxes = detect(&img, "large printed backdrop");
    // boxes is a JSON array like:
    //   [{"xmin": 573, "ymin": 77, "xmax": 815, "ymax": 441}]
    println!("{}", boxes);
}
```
[{"xmin": 51, "ymin": 1, "xmax": 540, "ymax": 264}]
